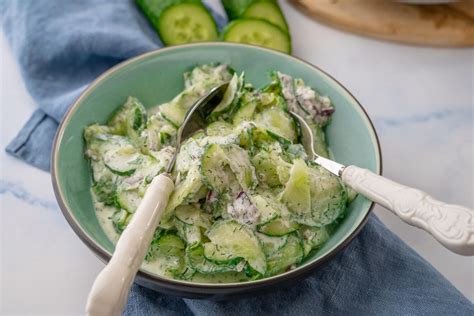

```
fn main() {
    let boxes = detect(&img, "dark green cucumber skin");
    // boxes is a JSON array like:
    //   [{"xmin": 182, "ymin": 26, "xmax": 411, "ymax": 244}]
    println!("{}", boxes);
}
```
[
  {"xmin": 222, "ymin": 0, "xmax": 288, "ymax": 32},
  {"xmin": 135, "ymin": 0, "xmax": 204, "ymax": 42},
  {"xmin": 221, "ymin": 0, "xmax": 256, "ymax": 19}
]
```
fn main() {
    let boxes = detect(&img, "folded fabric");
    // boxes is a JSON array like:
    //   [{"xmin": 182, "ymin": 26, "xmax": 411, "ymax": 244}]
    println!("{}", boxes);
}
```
[
  {"xmin": 1, "ymin": 0, "xmax": 161, "ymax": 171},
  {"xmin": 125, "ymin": 215, "xmax": 473, "ymax": 315},
  {"xmin": 1, "ymin": 1, "xmax": 472, "ymax": 315}
]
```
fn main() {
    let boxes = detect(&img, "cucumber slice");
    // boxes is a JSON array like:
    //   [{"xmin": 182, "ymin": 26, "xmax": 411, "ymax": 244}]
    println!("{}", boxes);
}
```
[
  {"xmin": 251, "ymin": 150, "xmax": 281, "ymax": 187},
  {"xmin": 284, "ymin": 145, "xmax": 307, "ymax": 162},
  {"xmin": 280, "ymin": 159, "xmax": 311, "ymax": 216},
  {"xmin": 159, "ymin": 65, "xmax": 233, "ymax": 127},
  {"xmin": 187, "ymin": 245, "xmax": 242, "ymax": 274},
  {"xmin": 249, "ymin": 194, "xmax": 279, "ymax": 224},
  {"xmin": 205, "ymin": 220, "xmax": 266, "ymax": 275},
  {"xmin": 146, "ymin": 234, "xmax": 186, "ymax": 276},
  {"xmin": 200, "ymin": 144, "xmax": 241, "ymax": 195},
  {"xmin": 257, "ymin": 217, "xmax": 300, "ymax": 236},
  {"xmin": 108, "ymin": 97, "xmax": 147, "ymax": 141},
  {"xmin": 242, "ymin": 1, "xmax": 289, "ymax": 32},
  {"xmin": 309, "ymin": 122, "xmax": 330, "ymax": 158},
  {"xmin": 254, "ymin": 106, "xmax": 297, "ymax": 142},
  {"xmin": 299, "ymin": 225, "xmax": 329, "ymax": 256},
  {"xmin": 266, "ymin": 233, "xmax": 303, "ymax": 275},
  {"xmin": 159, "ymin": 93, "xmax": 194, "ymax": 128},
  {"xmin": 223, "ymin": 19, "xmax": 291, "ymax": 54},
  {"xmin": 203, "ymin": 243, "xmax": 246, "ymax": 266},
  {"xmin": 221, "ymin": 0, "xmax": 254, "ymax": 19},
  {"xmin": 164, "ymin": 166, "xmax": 203, "ymax": 220},
  {"xmin": 103, "ymin": 146, "xmax": 141, "ymax": 176},
  {"xmin": 222, "ymin": 144, "xmax": 257, "ymax": 191},
  {"xmin": 175, "ymin": 219, "xmax": 201, "ymax": 246},
  {"xmin": 308, "ymin": 166, "xmax": 347, "ymax": 226},
  {"xmin": 111, "ymin": 209, "xmax": 131, "ymax": 233},
  {"xmin": 145, "ymin": 114, "xmax": 177, "ymax": 152},
  {"xmin": 115, "ymin": 188, "xmax": 141, "ymax": 213},
  {"xmin": 232, "ymin": 93, "xmax": 257, "ymax": 125},
  {"xmin": 251, "ymin": 145, "xmax": 291, "ymax": 187},
  {"xmin": 92, "ymin": 176, "xmax": 117, "ymax": 206},
  {"xmin": 175, "ymin": 204, "xmax": 212, "ymax": 229},
  {"xmin": 205, "ymin": 121, "xmax": 235, "ymax": 137},
  {"xmin": 86, "ymin": 133, "xmax": 132, "ymax": 162},
  {"xmin": 158, "ymin": 3, "xmax": 218, "ymax": 45},
  {"xmin": 256, "ymin": 233, "xmax": 288, "ymax": 256},
  {"xmin": 209, "ymin": 73, "xmax": 243, "ymax": 119},
  {"xmin": 184, "ymin": 64, "xmax": 234, "ymax": 90}
]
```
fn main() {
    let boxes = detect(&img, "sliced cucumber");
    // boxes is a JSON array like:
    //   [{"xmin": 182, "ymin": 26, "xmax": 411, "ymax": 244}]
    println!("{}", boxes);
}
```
[
  {"xmin": 242, "ymin": 1, "xmax": 289, "ymax": 32},
  {"xmin": 257, "ymin": 217, "xmax": 300, "ymax": 236},
  {"xmin": 249, "ymin": 194, "xmax": 279, "ymax": 224},
  {"xmin": 175, "ymin": 204, "xmax": 212, "ymax": 229},
  {"xmin": 145, "ymin": 234, "xmax": 186, "ymax": 276},
  {"xmin": 266, "ymin": 233, "xmax": 303, "ymax": 275},
  {"xmin": 175, "ymin": 219, "xmax": 201, "ymax": 246},
  {"xmin": 251, "ymin": 145, "xmax": 291, "ymax": 187},
  {"xmin": 221, "ymin": 0, "xmax": 254, "ymax": 19},
  {"xmin": 254, "ymin": 106, "xmax": 297, "ymax": 142},
  {"xmin": 90, "ymin": 160, "xmax": 118, "ymax": 205},
  {"xmin": 205, "ymin": 220, "xmax": 266, "ymax": 275},
  {"xmin": 205, "ymin": 121, "xmax": 235, "ymax": 137},
  {"xmin": 145, "ymin": 113, "xmax": 177, "ymax": 152},
  {"xmin": 203, "ymin": 243, "xmax": 246, "ymax": 266},
  {"xmin": 308, "ymin": 166, "xmax": 347, "ymax": 226},
  {"xmin": 223, "ymin": 19, "xmax": 291, "ymax": 54},
  {"xmin": 299, "ymin": 225, "xmax": 329, "ymax": 256},
  {"xmin": 137, "ymin": 0, "xmax": 219, "ymax": 46},
  {"xmin": 86, "ymin": 133, "xmax": 132, "ymax": 163},
  {"xmin": 280, "ymin": 159, "xmax": 311, "ymax": 216},
  {"xmin": 159, "ymin": 93, "xmax": 194, "ymax": 128},
  {"xmin": 107, "ymin": 97, "xmax": 147, "ymax": 142},
  {"xmin": 103, "ymin": 146, "xmax": 141, "ymax": 176},
  {"xmin": 184, "ymin": 64, "xmax": 234, "ymax": 91},
  {"xmin": 257, "ymin": 232, "xmax": 288, "ymax": 256},
  {"xmin": 187, "ymin": 245, "xmax": 242, "ymax": 274},
  {"xmin": 200, "ymin": 144, "xmax": 241, "ymax": 194},
  {"xmin": 232, "ymin": 93, "xmax": 257, "ymax": 125},
  {"xmin": 310, "ymin": 122, "xmax": 330, "ymax": 158},
  {"xmin": 111, "ymin": 208, "xmax": 131, "ymax": 233},
  {"xmin": 159, "ymin": 3, "xmax": 218, "ymax": 45},
  {"xmin": 222, "ymin": 144, "xmax": 257, "ymax": 191},
  {"xmin": 115, "ymin": 188, "xmax": 141, "ymax": 213},
  {"xmin": 284, "ymin": 144, "xmax": 307, "ymax": 162},
  {"xmin": 209, "ymin": 73, "xmax": 243, "ymax": 119},
  {"xmin": 164, "ymin": 166, "xmax": 203, "ymax": 220},
  {"xmin": 251, "ymin": 150, "xmax": 281, "ymax": 187}
]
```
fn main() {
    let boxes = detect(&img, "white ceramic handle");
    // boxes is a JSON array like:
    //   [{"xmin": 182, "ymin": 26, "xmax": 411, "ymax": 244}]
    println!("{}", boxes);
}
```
[
  {"xmin": 85, "ymin": 173, "xmax": 174, "ymax": 316},
  {"xmin": 342, "ymin": 165, "xmax": 474, "ymax": 256}
]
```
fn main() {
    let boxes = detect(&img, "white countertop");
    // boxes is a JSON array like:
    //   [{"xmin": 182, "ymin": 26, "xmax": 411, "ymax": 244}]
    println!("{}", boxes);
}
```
[{"xmin": 1, "ymin": 2, "xmax": 473, "ymax": 314}]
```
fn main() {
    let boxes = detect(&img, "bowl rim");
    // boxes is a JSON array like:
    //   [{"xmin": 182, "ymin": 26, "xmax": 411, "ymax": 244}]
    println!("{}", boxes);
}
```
[{"xmin": 51, "ymin": 42, "xmax": 382, "ymax": 291}]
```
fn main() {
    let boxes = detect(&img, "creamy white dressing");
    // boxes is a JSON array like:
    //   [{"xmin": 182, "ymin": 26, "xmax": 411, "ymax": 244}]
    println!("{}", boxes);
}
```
[{"xmin": 227, "ymin": 192, "xmax": 260, "ymax": 226}]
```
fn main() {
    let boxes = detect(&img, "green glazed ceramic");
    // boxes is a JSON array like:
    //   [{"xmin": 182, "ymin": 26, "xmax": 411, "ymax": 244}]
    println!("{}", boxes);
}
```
[{"xmin": 52, "ymin": 43, "xmax": 382, "ymax": 298}]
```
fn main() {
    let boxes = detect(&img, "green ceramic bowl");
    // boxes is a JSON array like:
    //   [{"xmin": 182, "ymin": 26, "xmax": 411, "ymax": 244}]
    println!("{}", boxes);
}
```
[{"xmin": 52, "ymin": 43, "xmax": 381, "ymax": 298}]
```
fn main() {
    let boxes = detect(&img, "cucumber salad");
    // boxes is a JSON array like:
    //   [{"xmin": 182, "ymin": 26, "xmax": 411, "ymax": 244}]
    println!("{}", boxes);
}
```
[{"xmin": 85, "ymin": 64, "xmax": 349, "ymax": 283}]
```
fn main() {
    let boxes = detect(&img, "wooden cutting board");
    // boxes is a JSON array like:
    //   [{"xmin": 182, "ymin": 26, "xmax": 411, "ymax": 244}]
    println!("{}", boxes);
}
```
[{"xmin": 291, "ymin": 0, "xmax": 474, "ymax": 47}]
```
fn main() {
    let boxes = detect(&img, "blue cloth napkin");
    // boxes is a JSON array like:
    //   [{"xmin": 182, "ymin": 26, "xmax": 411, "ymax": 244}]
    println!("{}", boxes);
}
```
[{"xmin": 1, "ymin": 1, "xmax": 472, "ymax": 315}]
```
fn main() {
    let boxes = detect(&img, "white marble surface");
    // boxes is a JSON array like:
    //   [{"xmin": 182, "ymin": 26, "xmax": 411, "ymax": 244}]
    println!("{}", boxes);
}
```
[{"xmin": 1, "ymin": 2, "xmax": 473, "ymax": 314}]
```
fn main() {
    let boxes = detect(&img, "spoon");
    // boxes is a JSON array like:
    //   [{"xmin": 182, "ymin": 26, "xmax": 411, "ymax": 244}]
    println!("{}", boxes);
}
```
[
  {"xmin": 291, "ymin": 111, "xmax": 474, "ymax": 256},
  {"xmin": 86, "ymin": 82, "xmax": 229, "ymax": 316}
]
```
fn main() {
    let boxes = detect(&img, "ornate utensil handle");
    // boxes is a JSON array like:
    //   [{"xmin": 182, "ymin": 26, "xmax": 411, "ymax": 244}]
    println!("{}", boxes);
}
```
[{"xmin": 342, "ymin": 165, "xmax": 474, "ymax": 256}]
